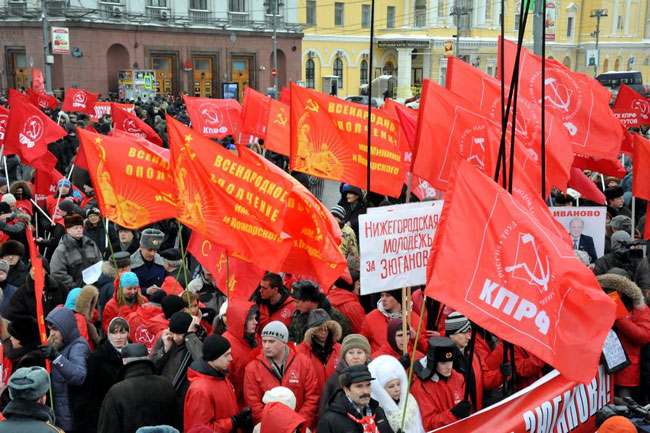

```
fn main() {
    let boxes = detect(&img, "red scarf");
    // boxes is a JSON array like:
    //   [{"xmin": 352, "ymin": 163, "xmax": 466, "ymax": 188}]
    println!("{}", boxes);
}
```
[{"xmin": 346, "ymin": 412, "xmax": 380, "ymax": 433}]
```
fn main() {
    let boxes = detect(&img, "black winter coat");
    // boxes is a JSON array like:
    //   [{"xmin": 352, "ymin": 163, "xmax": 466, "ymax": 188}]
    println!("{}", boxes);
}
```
[
  {"xmin": 97, "ymin": 360, "xmax": 180, "ymax": 433},
  {"xmin": 5, "ymin": 273, "xmax": 68, "ymax": 322},
  {"xmin": 317, "ymin": 390, "xmax": 394, "ymax": 433},
  {"xmin": 85, "ymin": 338, "xmax": 123, "ymax": 433},
  {"xmin": 5, "ymin": 259, "xmax": 27, "ymax": 289},
  {"xmin": 0, "ymin": 399, "xmax": 64, "ymax": 433}
]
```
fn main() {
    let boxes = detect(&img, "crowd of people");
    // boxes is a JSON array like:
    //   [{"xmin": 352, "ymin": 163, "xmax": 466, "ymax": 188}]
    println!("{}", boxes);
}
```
[{"xmin": 0, "ymin": 91, "xmax": 648, "ymax": 433}]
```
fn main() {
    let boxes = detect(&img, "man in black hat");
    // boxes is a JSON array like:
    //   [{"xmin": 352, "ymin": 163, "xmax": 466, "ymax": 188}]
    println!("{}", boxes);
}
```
[
  {"xmin": 288, "ymin": 280, "xmax": 351, "ymax": 343},
  {"xmin": 605, "ymin": 186, "xmax": 632, "ymax": 219},
  {"xmin": 97, "ymin": 343, "xmax": 180, "ymax": 433},
  {"xmin": 130, "ymin": 228, "xmax": 166, "ymax": 296},
  {"xmin": 317, "ymin": 364, "xmax": 394, "ymax": 433},
  {"xmin": 411, "ymin": 336, "xmax": 470, "ymax": 430},
  {"xmin": 0, "ymin": 239, "xmax": 27, "ymax": 288}
]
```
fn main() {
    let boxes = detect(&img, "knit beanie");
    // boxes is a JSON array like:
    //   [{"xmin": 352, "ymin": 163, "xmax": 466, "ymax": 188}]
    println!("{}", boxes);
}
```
[
  {"xmin": 261, "ymin": 321, "xmax": 289, "ymax": 343},
  {"xmin": 202, "ymin": 334, "xmax": 231, "ymax": 361},
  {"xmin": 341, "ymin": 334, "xmax": 371, "ymax": 359},
  {"xmin": 169, "ymin": 311, "xmax": 193, "ymax": 334},
  {"xmin": 383, "ymin": 289, "xmax": 403, "ymax": 305},
  {"xmin": 330, "ymin": 205, "xmax": 346, "ymax": 220},
  {"xmin": 64, "ymin": 288, "xmax": 82, "ymax": 310},
  {"xmin": 445, "ymin": 311, "xmax": 471, "ymax": 335},
  {"xmin": 262, "ymin": 386, "xmax": 297, "ymax": 410},
  {"xmin": 120, "ymin": 271, "xmax": 139, "ymax": 288},
  {"xmin": 1, "ymin": 193, "xmax": 16, "ymax": 205}
]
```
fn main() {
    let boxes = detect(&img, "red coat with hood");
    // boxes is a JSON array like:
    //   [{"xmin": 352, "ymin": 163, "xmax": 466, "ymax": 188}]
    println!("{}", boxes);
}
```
[
  {"xmin": 102, "ymin": 274, "xmax": 142, "ymax": 333},
  {"xmin": 411, "ymin": 369, "xmax": 465, "ymax": 431},
  {"xmin": 360, "ymin": 302, "xmax": 428, "ymax": 354},
  {"xmin": 257, "ymin": 294, "xmax": 295, "ymax": 336},
  {"xmin": 296, "ymin": 318, "xmax": 342, "ymax": 395},
  {"xmin": 260, "ymin": 401, "xmax": 308, "ymax": 433},
  {"xmin": 126, "ymin": 303, "xmax": 168, "ymax": 353},
  {"xmin": 223, "ymin": 298, "xmax": 260, "ymax": 405},
  {"xmin": 184, "ymin": 358, "xmax": 239, "ymax": 432},
  {"xmin": 326, "ymin": 288, "xmax": 364, "ymax": 333},
  {"xmin": 244, "ymin": 343, "xmax": 319, "ymax": 426}
]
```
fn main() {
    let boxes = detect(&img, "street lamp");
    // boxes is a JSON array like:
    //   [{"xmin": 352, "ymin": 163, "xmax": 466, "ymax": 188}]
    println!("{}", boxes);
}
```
[{"xmin": 590, "ymin": 9, "xmax": 608, "ymax": 76}]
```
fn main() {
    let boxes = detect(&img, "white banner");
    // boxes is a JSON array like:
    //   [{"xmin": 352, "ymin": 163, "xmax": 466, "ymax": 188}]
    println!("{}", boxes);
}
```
[
  {"xmin": 550, "ymin": 206, "xmax": 607, "ymax": 262},
  {"xmin": 359, "ymin": 201, "xmax": 444, "ymax": 294}
]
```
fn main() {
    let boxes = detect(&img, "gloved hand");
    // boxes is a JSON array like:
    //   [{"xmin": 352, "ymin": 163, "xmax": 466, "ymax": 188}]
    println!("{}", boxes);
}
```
[
  {"xmin": 231, "ymin": 407, "xmax": 252, "ymax": 428},
  {"xmin": 450, "ymin": 400, "xmax": 472, "ymax": 419},
  {"xmin": 398, "ymin": 353, "xmax": 411, "ymax": 369},
  {"xmin": 500, "ymin": 362, "xmax": 513, "ymax": 378},
  {"xmin": 38, "ymin": 344, "xmax": 59, "ymax": 361}
]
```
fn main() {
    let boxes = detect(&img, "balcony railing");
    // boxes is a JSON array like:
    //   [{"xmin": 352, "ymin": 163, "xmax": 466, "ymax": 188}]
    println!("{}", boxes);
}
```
[
  {"xmin": 228, "ymin": 11, "xmax": 250, "ymax": 26},
  {"xmin": 189, "ymin": 9, "xmax": 211, "ymax": 24}
]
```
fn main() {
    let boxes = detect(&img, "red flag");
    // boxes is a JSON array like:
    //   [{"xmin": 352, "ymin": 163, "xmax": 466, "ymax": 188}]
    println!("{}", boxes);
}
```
[
  {"xmin": 166, "ymin": 115, "xmax": 292, "ymax": 271},
  {"xmin": 613, "ymin": 84, "xmax": 650, "ymax": 127},
  {"xmin": 111, "ymin": 103, "xmax": 163, "ymax": 146},
  {"xmin": 568, "ymin": 168, "xmax": 606, "ymax": 204},
  {"xmin": 183, "ymin": 96, "xmax": 242, "ymax": 139},
  {"xmin": 8, "ymin": 88, "xmax": 30, "ymax": 106},
  {"xmin": 27, "ymin": 88, "xmax": 58, "ymax": 110},
  {"xmin": 26, "ymin": 230, "xmax": 49, "ymax": 353},
  {"xmin": 0, "ymin": 106, "xmax": 8, "ymax": 145},
  {"xmin": 279, "ymin": 87, "xmax": 290, "ymax": 105},
  {"xmin": 4, "ymin": 97, "xmax": 67, "ymax": 163},
  {"xmin": 633, "ymin": 133, "xmax": 650, "ymax": 201},
  {"xmin": 187, "ymin": 232, "xmax": 265, "ymax": 300},
  {"xmin": 90, "ymin": 102, "xmax": 134, "ymax": 122},
  {"xmin": 264, "ymin": 98, "xmax": 290, "ymax": 156},
  {"xmin": 290, "ymin": 83, "xmax": 405, "ymax": 198},
  {"xmin": 500, "ymin": 38, "xmax": 623, "ymax": 161},
  {"xmin": 446, "ymin": 57, "xmax": 573, "ymax": 190},
  {"xmin": 31, "ymin": 68, "xmax": 45, "ymax": 94},
  {"xmin": 572, "ymin": 154, "xmax": 627, "ymax": 178},
  {"xmin": 425, "ymin": 159, "xmax": 615, "ymax": 383},
  {"xmin": 240, "ymin": 86, "xmax": 271, "ymax": 138},
  {"xmin": 62, "ymin": 88, "xmax": 98, "ymax": 115},
  {"xmin": 77, "ymin": 128, "xmax": 176, "ymax": 229}
]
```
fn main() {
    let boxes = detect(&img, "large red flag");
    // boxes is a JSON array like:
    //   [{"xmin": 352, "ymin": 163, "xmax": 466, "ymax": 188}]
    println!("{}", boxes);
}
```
[
  {"xmin": 77, "ymin": 128, "xmax": 177, "ymax": 229},
  {"xmin": 572, "ymin": 154, "xmax": 627, "ymax": 178},
  {"xmin": 613, "ymin": 84, "xmax": 650, "ymax": 127},
  {"xmin": 240, "ymin": 86, "xmax": 271, "ymax": 138},
  {"xmin": 26, "ymin": 230, "xmax": 49, "ymax": 360},
  {"xmin": 290, "ymin": 83, "xmax": 405, "ymax": 197},
  {"xmin": 111, "ymin": 103, "xmax": 163, "ymax": 146},
  {"xmin": 425, "ymin": 159, "xmax": 615, "ymax": 383},
  {"xmin": 568, "ymin": 168, "xmax": 606, "ymax": 205},
  {"xmin": 4, "ymin": 97, "xmax": 66, "ymax": 163},
  {"xmin": 90, "ymin": 102, "xmax": 134, "ymax": 122},
  {"xmin": 183, "ymin": 96, "xmax": 242, "ymax": 139},
  {"xmin": 8, "ymin": 88, "xmax": 29, "ymax": 107},
  {"xmin": 0, "ymin": 106, "xmax": 9, "ymax": 145},
  {"xmin": 62, "ymin": 88, "xmax": 98, "ymax": 115},
  {"xmin": 633, "ymin": 133, "xmax": 650, "ymax": 201},
  {"xmin": 187, "ymin": 232, "xmax": 265, "ymax": 300},
  {"xmin": 446, "ymin": 57, "xmax": 573, "ymax": 190},
  {"xmin": 264, "ymin": 98, "xmax": 290, "ymax": 156},
  {"xmin": 27, "ymin": 88, "xmax": 58, "ymax": 110},
  {"xmin": 166, "ymin": 115, "xmax": 292, "ymax": 271},
  {"xmin": 31, "ymin": 68, "xmax": 45, "ymax": 94}
]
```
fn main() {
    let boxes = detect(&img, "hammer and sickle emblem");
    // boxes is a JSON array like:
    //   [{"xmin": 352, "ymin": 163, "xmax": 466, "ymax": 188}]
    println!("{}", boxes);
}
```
[
  {"xmin": 274, "ymin": 112, "xmax": 288, "ymax": 126},
  {"xmin": 305, "ymin": 99, "xmax": 319, "ymax": 112}
]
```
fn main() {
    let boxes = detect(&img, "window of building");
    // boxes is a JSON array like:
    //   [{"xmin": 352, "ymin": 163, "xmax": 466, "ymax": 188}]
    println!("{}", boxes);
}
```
[
  {"xmin": 414, "ymin": 0, "xmax": 426, "ymax": 27},
  {"xmin": 566, "ymin": 16, "xmax": 573, "ymax": 37},
  {"xmin": 266, "ymin": 0, "xmax": 281, "ymax": 15},
  {"xmin": 514, "ymin": 2, "xmax": 520, "ymax": 31},
  {"xmin": 148, "ymin": 0, "xmax": 167, "ymax": 6},
  {"xmin": 334, "ymin": 58, "xmax": 344, "ymax": 88},
  {"xmin": 306, "ymin": 59, "xmax": 315, "ymax": 89},
  {"xmin": 485, "ymin": 0, "xmax": 492, "ymax": 22},
  {"xmin": 387, "ymin": 6, "xmax": 395, "ymax": 28},
  {"xmin": 361, "ymin": 59, "xmax": 368, "ymax": 85},
  {"xmin": 229, "ymin": 0, "xmax": 245, "ymax": 12},
  {"xmin": 438, "ymin": 0, "xmax": 446, "ymax": 18},
  {"xmin": 335, "ymin": 2, "xmax": 344, "ymax": 26},
  {"xmin": 306, "ymin": 0, "xmax": 316, "ymax": 25},
  {"xmin": 362, "ymin": 4, "xmax": 371, "ymax": 28},
  {"xmin": 190, "ymin": 0, "xmax": 207, "ymax": 9}
]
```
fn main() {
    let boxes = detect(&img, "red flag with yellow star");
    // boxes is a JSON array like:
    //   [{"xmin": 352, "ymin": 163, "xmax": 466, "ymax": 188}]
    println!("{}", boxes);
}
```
[{"xmin": 77, "ymin": 128, "xmax": 177, "ymax": 229}]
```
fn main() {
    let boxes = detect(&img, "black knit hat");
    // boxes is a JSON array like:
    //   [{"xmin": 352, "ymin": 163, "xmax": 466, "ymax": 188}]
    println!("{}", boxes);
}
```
[
  {"xmin": 383, "ymin": 289, "xmax": 403, "ymax": 305},
  {"xmin": 169, "ymin": 311, "xmax": 193, "ymax": 334},
  {"xmin": 202, "ymin": 334, "xmax": 231, "ymax": 361},
  {"xmin": 161, "ymin": 295, "xmax": 186, "ymax": 319},
  {"xmin": 149, "ymin": 289, "xmax": 167, "ymax": 305},
  {"xmin": 8, "ymin": 316, "xmax": 40, "ymax": 346}
]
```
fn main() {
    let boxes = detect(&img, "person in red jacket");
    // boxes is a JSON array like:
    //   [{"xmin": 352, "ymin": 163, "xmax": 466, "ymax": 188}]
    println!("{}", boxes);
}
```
[
  {"xmin": 374, "ymin": 318, "xmax": 425, "ymax": 367},
  {"xmin": 184, "ymin": 334, "xmax": 253, "ymax": 432},
  {"xmin": 222, "ymin": 298, "xmax": 259, "ymax": 404},
  {"xmin": 126, "ymin": 298, "xmax": 169, "ymax": 353},
  {"xmin": 296, "ymin": 309, "xmax": 342, "ymax": 396},
  {"xmin": 244, "ymin": 321, "xmax": 320, "ymax": 426},
  {"xmin": 598, "ymin": 272, "xmax": 650, "ymax": 397},
  {"xmin": 254, "ymin": 273, "xmax": 295, "ymax": 334},
  {"xmin": 411, "ymin": 337, "xmax": 470, "ymax": 430},
  {"xmin": 102, "ymin": 271, "xmax": 146, "ymax": 333},
  {"xmin": 326, "ymin": 277, "xmax": 364, "ymax": 334},
  {"xmin": 259, "ymin": 401, "xmax": 308, "ymax": 433},
  {"xmin": 361, "ymin": 289, "xmax": 427, "ymax": 354}
]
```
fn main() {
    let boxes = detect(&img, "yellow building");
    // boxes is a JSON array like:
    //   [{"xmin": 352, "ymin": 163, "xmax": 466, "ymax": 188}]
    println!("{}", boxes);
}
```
[{"xmin": 299, "ymin": 0, "xmax": 650, "ymax": 98}]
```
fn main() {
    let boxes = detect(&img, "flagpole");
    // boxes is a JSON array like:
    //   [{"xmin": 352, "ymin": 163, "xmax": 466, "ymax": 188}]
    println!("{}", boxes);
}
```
[
  {"xmin": 632, "ymin": 197, "xmax": 636, "ymax": 237},
  {"xmin": 366, "ymin": 0, "xmax": 375, "ymax": 196},
  {"xmin": 29, "ymin": 199, "xmax": 55, "ymax": 225},
  {"xmin": 540, "ymin": 0, "xmax": 547, "ymax": 199},
  {"xmin": 496, "ymin": 0, "xmax": 507, "ymax": 188},
  {"xmin": 2, "ymin": 157, "xmax": 9, "ymax": 190},
  {"xmin": 400, "ymin": 294, "xmax": 426, "ymax": 432}
]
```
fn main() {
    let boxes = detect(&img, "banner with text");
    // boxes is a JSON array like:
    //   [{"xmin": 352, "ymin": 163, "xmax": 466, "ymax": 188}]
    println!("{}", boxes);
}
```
[{"xmin": 360, "ymin": 201, "xmax": 443, "ymax": 294}]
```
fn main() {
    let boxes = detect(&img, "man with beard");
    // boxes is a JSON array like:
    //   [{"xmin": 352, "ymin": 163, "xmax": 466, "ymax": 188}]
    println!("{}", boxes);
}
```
[
  {"xmin": 317, "ymin": 364, "xmax": 394, "ymax": 433},
  {"xmin": 254, "ymin": 272, "xmax": 295, "ymax": 334},
  {"xmin": 130, "ymin": 228, "xmax": 166, "ymax": 297},
  {"xmin": 51, "ymin": 214, "xmax": 102, "ymax": 290}
]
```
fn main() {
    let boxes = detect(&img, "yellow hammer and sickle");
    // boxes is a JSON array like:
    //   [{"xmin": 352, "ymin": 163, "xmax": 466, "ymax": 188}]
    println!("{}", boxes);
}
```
[
  {"xmin": 200, "ymin": 240, "xmax": 212, "ymax": 257},
  {"xmin": 274, "ymin": 113, "xmax": 288, "ymax": 126}
]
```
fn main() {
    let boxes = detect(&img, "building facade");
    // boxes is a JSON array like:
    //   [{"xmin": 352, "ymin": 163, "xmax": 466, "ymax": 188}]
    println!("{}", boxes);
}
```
[
  {"xmin": 300, "ymin": 0, "xmax": 650, "ymax": 99},
  {"xmin": 0, "ymin": 0, "xmax": 304, "ymax": 100}
]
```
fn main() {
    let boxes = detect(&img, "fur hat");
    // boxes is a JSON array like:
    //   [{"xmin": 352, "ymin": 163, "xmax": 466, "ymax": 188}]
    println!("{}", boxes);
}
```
[
  {"xmin": 303, "ymin": 309, "xmax": 342, "ymax": 345},
  {"xmin": 0, "ymin": 240, "xmax": 24, "ymax": 258},
  {"xmin": 597, "ymin": 273, "xmax": 644, "ymax": 310},
  {"xmin": 9, "ymin": 180, "xmax": 32, "ymax": 198},
  {"xmin": 611, "ymin": 215, "xmax": 632, "ymax": 232},
  {"xmin": 8, "ymin": 367, "xmax": 50, "ymax": 401},
  {"xmin": 416, "ymin": 337, "xmax": 457, "ymax": 381},
  {"xmin": 64, "ymin": 214, "xmax": 84, "ymax": 229},
  {"xmin": 340, "ymin": 334, "xmax": 371, "ymax": 360},
  {"xmin": 291, "ymin": 280, "xmax": 321, "ymax": 302},
  {"xmin": 604, "ymin": 186, "xmax": 624, "ymax": 201},
  {"xmin": 8, "ymin": 315, "xmax": 40, "ymax": 346},
  {"xmin": 75, "ymin": 285, "xmax": 99, "ymax": 319},
  {"xmin": 140, "ymin": 228, "xmax": 165, "ymax": 250}
]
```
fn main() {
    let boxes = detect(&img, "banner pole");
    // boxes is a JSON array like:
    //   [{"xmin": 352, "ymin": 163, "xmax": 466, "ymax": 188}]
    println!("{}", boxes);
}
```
[
  {"xmin": 632, "ymin": 196, "xmax": 636, "ymax": 237},
  {"xmin": 464, "ymin": 325, "xmax": 478, "ymax": 405},
  {"xmin": 176, "ymin": 221, "xmax": 191, "ymax": 309},
  {"xmin": 400, "ymin": 293, "xmax": 426, "ymax": 432},
  {"xmin": 401, "ymin": 286, "xmax": 408, "ymax": 355},
  {"xmin": 540, "ymin": 0, "xmax": 547, "ymax": 199},
  {"xmin": 101, "ymin": 218, "xmax": 118, "ymax": 271},
  {"xmin": 29, "ymin": 199, "xmax": 56, "ymax": 225},
  {"xmin": 2, "ymin": 156, "xmax": 9, "ymax": 190}
]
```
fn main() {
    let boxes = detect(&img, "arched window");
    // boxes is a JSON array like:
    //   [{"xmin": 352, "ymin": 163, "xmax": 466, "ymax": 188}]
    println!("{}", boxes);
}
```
[
  {"xmin": 383, "ymin": 61, "xmax": 395, "ymax": 76},
  {"xmin": 306, "ymin": 59, "xmax": 315, "ymax": 89},
  {"xmin": 334, "ymin": 58, "xmax": 343, "ymax": 88},
  {"xmin": 414, "ymin": 0, "xmax": 426, "ymax": 27},
  {"xmin": 360, "ymin": 59, "xmax": 368, "ymax": 86}
]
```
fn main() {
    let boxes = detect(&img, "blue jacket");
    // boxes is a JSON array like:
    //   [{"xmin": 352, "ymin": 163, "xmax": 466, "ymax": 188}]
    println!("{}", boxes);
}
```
[
  {"xmin": 45, "ymin": 306, "xmax": 90, "ymax": 432},
  {"xmin": 130, "ymin": 250, "xmax": 166, "ymax": 294}
]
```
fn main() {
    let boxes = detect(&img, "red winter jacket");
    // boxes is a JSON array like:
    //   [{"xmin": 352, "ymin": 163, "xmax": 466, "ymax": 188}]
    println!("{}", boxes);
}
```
[
  {"xmin": 360, "ymin": 307, "xmax": 428, "ymax": 354},
  {"xmin": 223, "ymin": 298, "xmax": 259, "ymax": 405},
  {"xmin": 473, "ymin": 334, "xmax": 504, "ymax": 395},
  {"xmin": 257, "ymin": 295, "xmax": 295, "ymax": 337},
  {"xmin": 411, "ymin": 369, "xmax": 465, "ymax": 431},
  {"xmin": 327, "ymin": 288, "xmax": 365, "ymax": 334},
  {"xmin": 102, "ymin": 281, "xmax": 143, "ymax": 333},
  {"xmin": 260, "ymin": 401, "xmax": 308, "ymax": 433},
  {"xmin": 184, "ymin": 359, "xmax": 239, "ymax": 432},
  {"xmin": 126, "ymin": 304, "xmax": 168, "ymax": 353},
  {"xmin": 244, "ymin": 343, "xmax": 320, "ymax": 426},
  {"xmin": 514, "ymin": 347, "xmax": 547, "ymax": 391},
  {"xmin": 615, "ymin": 304, "xmax": 650, "ymax": 387},
  {"xmin": 296, "ymin": 341, "xmax": 340, "ymax": 395}
]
